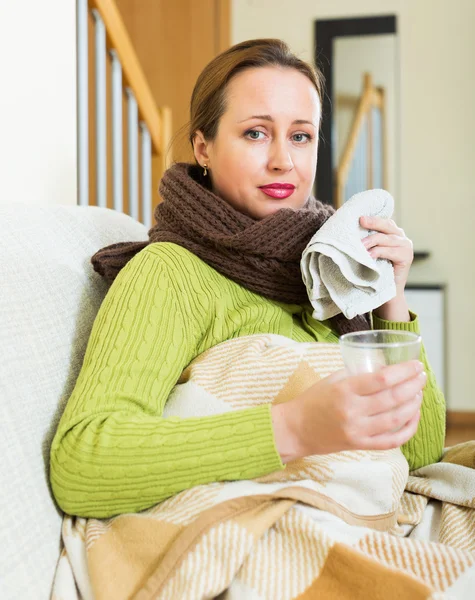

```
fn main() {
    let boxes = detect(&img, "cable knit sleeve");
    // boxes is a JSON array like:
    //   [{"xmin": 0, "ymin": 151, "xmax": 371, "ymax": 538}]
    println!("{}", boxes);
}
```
[
  {"xmin": 49, "ymin": 247, "xmax": 283, "ymax": 518},
  {"xmin": 372, "ymin": 311, "xmax": 446, "ymax": 470}
]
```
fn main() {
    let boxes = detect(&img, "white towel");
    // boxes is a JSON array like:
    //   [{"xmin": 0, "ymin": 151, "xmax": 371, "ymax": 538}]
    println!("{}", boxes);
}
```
[{"xmin": 301, "ymin": 189, "xmax": 397, "ymax": 320}]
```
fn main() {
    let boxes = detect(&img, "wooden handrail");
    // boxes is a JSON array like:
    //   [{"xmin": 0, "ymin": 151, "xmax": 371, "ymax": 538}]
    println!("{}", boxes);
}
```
[
  {"xmin": 338, "ymin": 74, "xmax": 372, "ymax": 185},
  {"xmin": 337, "ymin": 91, "xmax": 383, "ymax": 110},
  {"xmin": 88, "ymin": 0, "xmax": 170, "ymax": 165},
  {"xmin": 335, "ymin": 73, "xmax": 385, "ymax": 207}
]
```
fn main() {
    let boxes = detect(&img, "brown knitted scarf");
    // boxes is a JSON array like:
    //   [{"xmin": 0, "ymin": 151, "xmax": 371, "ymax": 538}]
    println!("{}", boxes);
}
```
[{"xmin": 91, "ymin": 162, "xmax": 370, "ymax": 336}]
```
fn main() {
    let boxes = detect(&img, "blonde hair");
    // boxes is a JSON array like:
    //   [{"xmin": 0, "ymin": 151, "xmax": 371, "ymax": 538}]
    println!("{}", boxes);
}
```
[{"xmin": 189, "ymin": 38, "xmax": 325, "ymax": 146}]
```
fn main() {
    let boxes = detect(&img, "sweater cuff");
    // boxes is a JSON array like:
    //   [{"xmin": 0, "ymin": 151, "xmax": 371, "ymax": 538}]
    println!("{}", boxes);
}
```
[
  {"xmin": 251, "ymin": 403, "xmax": 287, "ymax": 474},
  {"xmin": 371, "ymin": 310, "xmax": 420, "ymax": 334},
  {"xmin": 227, "ymin": 403, "xmax": 286, "ymax": 479}
]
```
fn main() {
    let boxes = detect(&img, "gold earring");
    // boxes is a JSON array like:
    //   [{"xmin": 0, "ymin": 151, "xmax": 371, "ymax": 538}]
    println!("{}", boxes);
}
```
[{"xmin": 203, "ymin": 164, "xmax": 208, "ymax": 176}]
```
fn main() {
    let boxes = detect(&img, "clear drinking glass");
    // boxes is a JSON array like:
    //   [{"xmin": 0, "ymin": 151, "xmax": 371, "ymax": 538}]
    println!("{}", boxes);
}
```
[{"xmin": 339, "ymin": 330, "xmax": 422, "ymax": 375}]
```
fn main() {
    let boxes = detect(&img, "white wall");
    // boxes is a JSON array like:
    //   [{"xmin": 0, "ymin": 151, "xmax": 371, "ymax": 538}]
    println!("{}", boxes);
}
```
[
  {"xmin": 232, "ymin": 0, "xmax": 475, "ymax": 410},
  {"xmin": 0, "ymin": 1, "xmax": 77, "ymax": 207}
]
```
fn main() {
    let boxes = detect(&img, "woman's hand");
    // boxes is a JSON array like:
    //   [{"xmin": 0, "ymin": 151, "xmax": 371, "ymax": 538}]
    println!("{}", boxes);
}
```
[
  {"xmin": 360, "ymin": 215, "xmax": 414, "ymax": 295},
  {"xmin": 359, "ymin": 215, "xmax": 414, "ymax": 321},
  {"xmin": 271, "ymin": 361, "xmax": 426, "ymax": 462}
]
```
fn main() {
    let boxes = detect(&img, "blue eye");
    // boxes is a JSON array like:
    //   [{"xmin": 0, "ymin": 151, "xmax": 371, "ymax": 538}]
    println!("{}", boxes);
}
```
[
  {"xmin": 245, "ymin": 129, "xmax": 264, "ymax": 140},
  {"xmin": 292, "ymin": 133, "xmax": 312, "ymax": 143}
]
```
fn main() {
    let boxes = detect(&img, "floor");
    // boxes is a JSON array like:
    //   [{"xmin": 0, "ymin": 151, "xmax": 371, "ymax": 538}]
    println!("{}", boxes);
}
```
[{"xmin": 445, "ymin": 425, "xmax": 475, "ymax": 447}]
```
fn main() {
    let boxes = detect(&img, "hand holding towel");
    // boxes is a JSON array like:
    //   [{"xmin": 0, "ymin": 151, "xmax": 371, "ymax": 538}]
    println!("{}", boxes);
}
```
[{"xmin": 300, "ymin": 189, "xmax": 397, "ymax": 320}]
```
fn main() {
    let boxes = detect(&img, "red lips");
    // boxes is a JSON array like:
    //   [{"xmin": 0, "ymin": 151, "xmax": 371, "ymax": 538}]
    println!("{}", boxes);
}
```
[
  {"xmin": 260, "ymin": 183, "xmax": 295, "ymax": 189},
  {"xmin": 259, "ymin": 183, "xmax": 296, "ymax": 199}
]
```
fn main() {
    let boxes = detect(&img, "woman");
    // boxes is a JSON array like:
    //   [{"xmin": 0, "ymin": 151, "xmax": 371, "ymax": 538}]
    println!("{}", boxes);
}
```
[{"xmin": 50, "ymin": 39, "xmax": 445, "ymax": 519}]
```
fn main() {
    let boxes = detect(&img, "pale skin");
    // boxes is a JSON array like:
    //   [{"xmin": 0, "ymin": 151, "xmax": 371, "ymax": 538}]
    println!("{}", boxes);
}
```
[{"xmin": 193, "ymin": 66, "xmax": 425, "ymax": 462}]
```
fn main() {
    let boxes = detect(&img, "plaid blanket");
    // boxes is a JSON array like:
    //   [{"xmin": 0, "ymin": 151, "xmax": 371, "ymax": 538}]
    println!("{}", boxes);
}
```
[{"xmin": 52, "ymin": 335, "xmax": 475, "ymax": 600}]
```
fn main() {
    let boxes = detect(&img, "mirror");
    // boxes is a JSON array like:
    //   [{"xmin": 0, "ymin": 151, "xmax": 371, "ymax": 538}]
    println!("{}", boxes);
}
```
[{"xmin": 315, "ymin": 16, "xmax": 398, "ymax": 209}]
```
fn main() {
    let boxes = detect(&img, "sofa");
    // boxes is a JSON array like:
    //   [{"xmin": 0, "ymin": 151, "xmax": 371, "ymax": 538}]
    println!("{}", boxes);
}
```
[{"xmin": 0, "ymin": 203, "xmax": 148, "ymax": 599}]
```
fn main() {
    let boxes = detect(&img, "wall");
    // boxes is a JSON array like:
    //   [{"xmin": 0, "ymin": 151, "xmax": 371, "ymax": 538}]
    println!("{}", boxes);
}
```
[
  {"xmin": 0, "ymin": 1, "xmax": 77, "ymax": 207},
  {"xmin": 232, "ymin": 0, "xmax": 475, "ymax": 410}
]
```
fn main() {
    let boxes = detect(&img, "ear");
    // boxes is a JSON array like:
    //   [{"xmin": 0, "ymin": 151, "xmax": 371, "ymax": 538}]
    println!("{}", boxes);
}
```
[{"xmin": 192, "ymin": 130, "xmax": 211, "ymax": 167}]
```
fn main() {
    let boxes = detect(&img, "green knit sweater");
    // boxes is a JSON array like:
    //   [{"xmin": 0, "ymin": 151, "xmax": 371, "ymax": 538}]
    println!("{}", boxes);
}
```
[{"xmin": 50, "ymin": 243, "xmax": 446, "ymax": 518}]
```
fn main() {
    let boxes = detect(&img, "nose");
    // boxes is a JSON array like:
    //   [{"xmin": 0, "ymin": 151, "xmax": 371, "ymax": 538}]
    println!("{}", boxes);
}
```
[{"xmin": 267, "ymin": 137, "xmax": 294, "ymax": 173}]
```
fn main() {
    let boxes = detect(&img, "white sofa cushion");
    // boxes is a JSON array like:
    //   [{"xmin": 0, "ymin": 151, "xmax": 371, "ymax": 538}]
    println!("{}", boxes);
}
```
[{"xmin": 0, "ymin": 203, "xmax": 148, "ymax": 600}]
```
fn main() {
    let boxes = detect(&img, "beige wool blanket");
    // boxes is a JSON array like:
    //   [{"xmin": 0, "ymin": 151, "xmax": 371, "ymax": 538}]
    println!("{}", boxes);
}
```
[{"xmin": 52, "ymin": 335, "xmax": 475, "ymax": 600}]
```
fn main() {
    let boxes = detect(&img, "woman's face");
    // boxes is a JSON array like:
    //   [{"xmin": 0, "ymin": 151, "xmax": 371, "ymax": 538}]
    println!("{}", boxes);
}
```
[{"xmin": 193, "ymin": 66, "xmax": 321, "ymax": 220}]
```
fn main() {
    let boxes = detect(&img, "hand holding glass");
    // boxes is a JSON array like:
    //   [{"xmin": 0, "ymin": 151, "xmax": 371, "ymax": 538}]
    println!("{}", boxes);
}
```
[
  {"xmin": 339, "ymin": 330, "xmax": 422, "ymax": 375},
  {"xmin": 339, "ymin": 330, "xmax": 422, "ymax": 434}
]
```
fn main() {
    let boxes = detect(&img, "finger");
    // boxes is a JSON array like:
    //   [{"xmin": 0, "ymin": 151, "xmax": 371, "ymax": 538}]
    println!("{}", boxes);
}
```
[
  {"xmin": 347, "ymin": 360, "xmax": 424, "ymax": 396},
  {"xmin": 362, "ymin": 233, "xmax": 407, "ymax": 250},
  {"xmin": 364, "ymin": 372, "xmax": 426, "ymax": 417},
  {"xmin": 368, "ymin": 246, "xmax": 412, "ymax": 262},
  {"xmin": 363, "ymin": 391, "xmax": 423, "ymax": 437},
  {"xmin": 359, "ymin": 408, "xmax": 421, "ymax": 451},
  {"xmin": 360, "ymin": 216, "xmax": 402, "ymax": 235}
]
